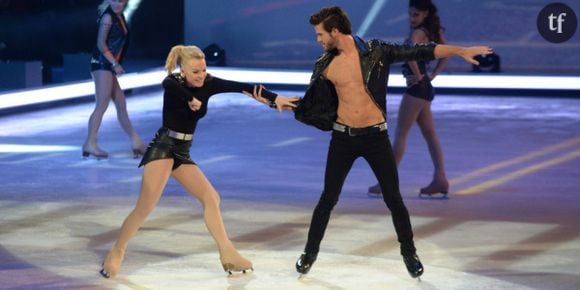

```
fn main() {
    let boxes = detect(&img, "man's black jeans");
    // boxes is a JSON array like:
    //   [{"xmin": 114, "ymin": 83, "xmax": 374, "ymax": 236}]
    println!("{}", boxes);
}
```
[{"xmin": 304, "ymin": 129, "xmax": 416, "ymax": 256}]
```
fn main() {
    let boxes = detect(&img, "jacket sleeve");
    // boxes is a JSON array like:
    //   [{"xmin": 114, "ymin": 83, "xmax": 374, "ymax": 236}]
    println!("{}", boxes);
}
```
[{"xmin": 381, "ymin": 41, "xmax": 437, "ymax": 64}]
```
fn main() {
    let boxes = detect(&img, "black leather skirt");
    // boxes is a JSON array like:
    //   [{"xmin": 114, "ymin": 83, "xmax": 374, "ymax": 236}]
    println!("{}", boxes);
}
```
[{"xmin": 138, "ymin": 127, "xmax": 195, "ymax": 170}]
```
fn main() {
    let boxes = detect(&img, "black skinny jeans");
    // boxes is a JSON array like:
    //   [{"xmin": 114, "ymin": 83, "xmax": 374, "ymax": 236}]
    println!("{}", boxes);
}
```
[{"xmin": 304, "ymin": 129, "xmax": 416, "ymax": 256}]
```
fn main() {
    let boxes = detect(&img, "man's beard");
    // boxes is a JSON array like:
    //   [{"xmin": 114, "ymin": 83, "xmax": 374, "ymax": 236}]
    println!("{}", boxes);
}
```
[{"xmin": 324, "ymin": 36, "xmax": 338, "ymax": 52}]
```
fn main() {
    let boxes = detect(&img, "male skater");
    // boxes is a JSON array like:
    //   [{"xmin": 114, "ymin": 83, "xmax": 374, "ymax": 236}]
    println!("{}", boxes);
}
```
[{"xmin": 294, "ymin": 6, "xmax": 492, "ymax": 278}]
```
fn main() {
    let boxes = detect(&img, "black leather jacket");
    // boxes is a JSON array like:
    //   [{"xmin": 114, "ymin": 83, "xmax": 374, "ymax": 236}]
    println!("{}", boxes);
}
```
[{"xmin": 295, "ymin": 36, "xmax": 436, "ymax": 131}]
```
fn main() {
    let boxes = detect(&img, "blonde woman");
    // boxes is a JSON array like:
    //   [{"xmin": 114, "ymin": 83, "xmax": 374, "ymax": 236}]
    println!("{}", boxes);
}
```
[
  {"xmin": 84, "ymin": 0, "xmax": 146, "ymax": 159},
  {"xmin": 99, "ymin": 45, "xmax": 299, "ymax": 278}
]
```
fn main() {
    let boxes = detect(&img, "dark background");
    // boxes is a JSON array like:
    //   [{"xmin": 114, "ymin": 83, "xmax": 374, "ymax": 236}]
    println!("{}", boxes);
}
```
[
  {"xmin": 1, "ymin": 0, "xmax": 579, "ymax": 88},
  {"xmin": 0, "ymin": 0, "xmax": 183, "ymax": 85},
  {"xmin": 184, "ymin": 0, "xmax": 580, "ymax": 73}
]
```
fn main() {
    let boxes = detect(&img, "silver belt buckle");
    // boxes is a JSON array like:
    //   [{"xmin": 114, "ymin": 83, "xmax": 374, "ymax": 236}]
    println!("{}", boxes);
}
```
[
  {"xmin": 377, "ymin": 122, "xmax": 387, "ymax": 131},
  {"xmin": 348, "ymin": 127, "xmax": 355, "ymax": 136},
  {"xmin": 332, "ymin": 122, "xmax": 346, "ymax": 133},
  {"xmin": 167, "ymin": 129, "xmax": 192, "ymax": 140}
]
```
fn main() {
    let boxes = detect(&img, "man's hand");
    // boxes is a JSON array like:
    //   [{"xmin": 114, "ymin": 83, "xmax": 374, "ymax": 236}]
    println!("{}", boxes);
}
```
[
  {"xmin": 274, "ymin": 96, "xmax": 301, "ymax": 112},
  {"xmin": 461, "ymin": 46, "xmax": 493, "ymax": 65}
]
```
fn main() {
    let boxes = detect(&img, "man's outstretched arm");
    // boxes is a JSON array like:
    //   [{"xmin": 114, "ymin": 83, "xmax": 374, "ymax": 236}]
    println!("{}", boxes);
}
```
[{"xmin": 434, "ymin": 45, "xmax": 493, "ymax": 65}]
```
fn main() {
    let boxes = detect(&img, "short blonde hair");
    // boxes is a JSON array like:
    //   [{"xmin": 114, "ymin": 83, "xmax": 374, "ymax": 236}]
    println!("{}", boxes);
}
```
[{"xmin": 164, "ymin": 45, "xmax": 205, "ymax": 74}]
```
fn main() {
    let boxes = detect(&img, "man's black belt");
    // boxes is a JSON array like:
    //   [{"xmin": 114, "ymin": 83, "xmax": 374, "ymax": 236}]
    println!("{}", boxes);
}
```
[{"xmin": 332, "ymin": 122, "xmax": 387, "ymax": 136}]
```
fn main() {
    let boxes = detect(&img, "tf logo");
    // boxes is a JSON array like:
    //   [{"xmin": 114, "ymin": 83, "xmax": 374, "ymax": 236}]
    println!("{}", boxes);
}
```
[{"xmin": 537, "ymin": 2, "xmax": 577, "ymax": 43}]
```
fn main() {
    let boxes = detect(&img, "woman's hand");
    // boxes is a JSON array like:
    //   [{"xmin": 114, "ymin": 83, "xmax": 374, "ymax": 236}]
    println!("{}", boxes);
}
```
[
  {"xmin": 406, "ymin": 74, "xmax": 423, "ymax": 86},
  {"xmin": 243, "ymin": 85, "xmax": 270, "ymax": 106},
  {"xmin": 113, "ymin": 63, "xmax": 125, "ymax": 75},
  {"xmin": 188, "ymin": 97, "xmax": 202, "ymax": 111},
  {"xmin": 243, "ymin": 85, "xmax": 300, "ymax": 112}
]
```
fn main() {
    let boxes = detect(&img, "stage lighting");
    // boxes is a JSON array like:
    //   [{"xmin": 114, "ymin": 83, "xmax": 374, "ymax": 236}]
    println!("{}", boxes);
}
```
[
  {"xmin": 203, "ymin": 44, "xmax": 226, "ymax": 66},
  {"xmin": 472, "ymin": 53, "xmax": 501, "ymax": 73}
]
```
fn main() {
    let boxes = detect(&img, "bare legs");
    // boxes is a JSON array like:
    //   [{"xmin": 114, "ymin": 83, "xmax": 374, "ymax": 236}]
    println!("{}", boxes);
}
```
[
  {"xmin": 110, "ymin": 76, "xmax": 146, "ymax": 154},
  {"xmin": 368, "ymin": 94, "xmax": 449, "ymax": 195},
  {"xmin": 84, "ymin": 71, "xmax": 113, "ymax": 158},
  {"xmin": 101, "ymin": 161, "xmax": 250, "ymax": 278},
  {"xmin": 173, "ymin": 164, "xmax": 252, "ymax": 272},
  {"xmin": 101, "ymin": 159, "xmax": 172, "ymax": 278},
  {"xmin": 393, "ymin": 95, "xmax": 449, "ymax": 194},
  {"xmin": 83, "ymin": 70, "xmax": 145, "ymax": 158},
  {"xmin": 393, "ymin": 95, "xmax": 424, "ymax": 166}
]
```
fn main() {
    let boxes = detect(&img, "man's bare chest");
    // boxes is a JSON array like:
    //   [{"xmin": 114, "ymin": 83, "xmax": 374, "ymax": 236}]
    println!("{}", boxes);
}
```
[{"xmin": 325, "ymin": 55, "xmax": 364, "ymax": 86}]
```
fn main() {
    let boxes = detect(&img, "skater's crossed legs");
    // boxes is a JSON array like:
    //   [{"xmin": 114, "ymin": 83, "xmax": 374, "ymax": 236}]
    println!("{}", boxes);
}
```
[
  {"xmin": 84, "ymin": 71, "xmax": 114, "ymax": 154},
  {"xmin": 110, "ymin": 76, "xmax": 145, "ymax": 149},
  {"xmin": 393, "ymin": 95, "xmax": 427, "ymax": 166},
  {"xmin": 173, "ymin": 164, "xmax": 252, "ymax": 272},
  {"xmin": 416, "ymin": 101, "xmax": 448, "ymax": 182}
]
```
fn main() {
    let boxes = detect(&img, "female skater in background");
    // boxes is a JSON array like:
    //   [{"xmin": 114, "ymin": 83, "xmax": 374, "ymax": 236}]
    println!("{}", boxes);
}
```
[
  {"xmin": 83, "ymin": 0, "xmax": 146, "ymax": 159},
  {"xmin": 368, "ymin": 0, "xmax": 449, "ymax": 198}
]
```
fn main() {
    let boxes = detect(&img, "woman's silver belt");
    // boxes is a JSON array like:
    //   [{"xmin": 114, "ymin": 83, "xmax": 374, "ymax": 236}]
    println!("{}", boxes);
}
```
[{"xmin": 167, "ymin": 128, "xmax": 193, "ymax": 141}]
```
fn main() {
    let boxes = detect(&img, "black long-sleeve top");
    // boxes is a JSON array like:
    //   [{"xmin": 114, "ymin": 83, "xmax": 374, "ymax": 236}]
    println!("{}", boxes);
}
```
[{"xmin": 162, "ymin": 73, "xmax": 277, "ymax": 134}]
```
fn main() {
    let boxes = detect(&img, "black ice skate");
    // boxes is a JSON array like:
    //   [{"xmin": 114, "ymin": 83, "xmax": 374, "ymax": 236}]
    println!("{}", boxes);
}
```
[
  {"xmin": 296, "ymin": 252, "xmax": 317, "ymax": 274},
  {"xmin": 403, "ymin": 254, "xmax": 424, "ymax": 278}
]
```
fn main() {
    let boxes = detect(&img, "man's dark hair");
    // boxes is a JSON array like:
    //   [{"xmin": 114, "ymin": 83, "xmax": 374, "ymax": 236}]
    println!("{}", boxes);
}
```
[{"xmin": 309, "ymin": 6, "xmax": 352, "ymax": 35}]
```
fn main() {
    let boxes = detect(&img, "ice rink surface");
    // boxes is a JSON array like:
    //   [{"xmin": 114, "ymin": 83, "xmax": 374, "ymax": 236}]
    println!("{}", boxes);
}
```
[{"xmin": 1, "ymin": 89, "xmax": 579, "ymax": 289}]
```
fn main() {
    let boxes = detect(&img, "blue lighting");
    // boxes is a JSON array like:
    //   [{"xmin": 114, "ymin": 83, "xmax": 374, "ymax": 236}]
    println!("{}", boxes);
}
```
[
  {"xmin": 124, "ymin": 0, "xmax": 142, "ymax": 23},
  {"xmin": 0, "ymin": 67, "xmax": 578, "ymax": 114},
  {"xmin": 0, "ymin": 144, "xmax": 79, "ymax": 153},
  {"xmin": 357, "ymin": 0, "xmax": 388, "ymax": 37}
]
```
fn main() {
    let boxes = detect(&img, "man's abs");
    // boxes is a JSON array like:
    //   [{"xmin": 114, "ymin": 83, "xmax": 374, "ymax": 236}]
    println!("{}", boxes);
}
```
[
  {"xmin": 336, "ymin": 90, "xmax": 385, "ymax": 127},
  {"xmin": 325, "ymin": 56, "xmax": 385, "ymax": 127}
]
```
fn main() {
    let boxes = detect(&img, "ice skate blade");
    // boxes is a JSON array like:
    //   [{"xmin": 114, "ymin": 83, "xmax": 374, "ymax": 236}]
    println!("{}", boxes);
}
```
[
  {"xmin": 225, "ymin": 268, "xmax": 254, "ymax": 276},
  {"xmin": 296, "ymin": 252, "xmax": 317, "ymax": 274},
  {"xmin": 81, "ymin": 146, "xmax": 109, "ymax": 160},
  {"xmin": 223, "ymin": 263, "xmax": 253, "ymax": 276},
  {"xmin": 418, "ymin": 192, "xmax": 449, "ymax": 199},
  {"xmin": 403, "ymin": 254, "xmax": 424, "ymax": 278},
  {"xmin": 99, "ymin": 268, "xmax": 111, "ymax": 279},
  {"xmin": 99, "ymin": 262, "xmax": 112, "ymax": 279},
  {"xmin": 82, "ymin": 151, "xmax": 108, "ymax": 160}
]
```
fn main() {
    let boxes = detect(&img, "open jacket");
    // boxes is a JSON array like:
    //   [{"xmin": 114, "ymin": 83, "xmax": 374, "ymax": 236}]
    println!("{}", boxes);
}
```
[{"xmin": 294, "ymin": 36, "xmax": 437, "ymax": 131}]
